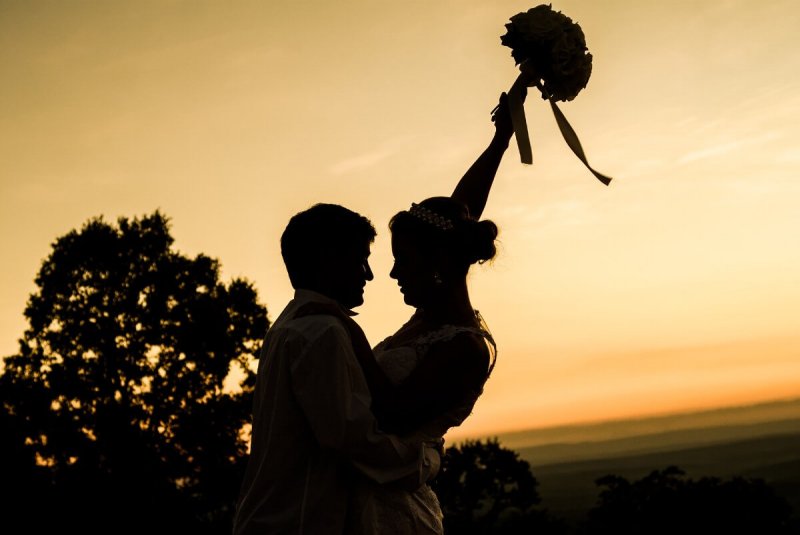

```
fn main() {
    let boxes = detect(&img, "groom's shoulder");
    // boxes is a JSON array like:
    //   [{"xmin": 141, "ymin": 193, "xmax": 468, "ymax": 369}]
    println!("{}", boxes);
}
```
[
  {"xmin": 289, "ymin": 313, "xmax": 348, "ymax": 336},
  {"xmin": 266, "ymin": 292, "xmax": 357, "ymax": 347},
  {"xmin": 273, "ymin": 309, "xmax": 351, "ymax": 346}
]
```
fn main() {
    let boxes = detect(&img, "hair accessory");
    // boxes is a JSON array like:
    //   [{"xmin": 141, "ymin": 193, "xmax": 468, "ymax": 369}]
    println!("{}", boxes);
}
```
[{"xmin": 408, "ymin": 203, "xmax": 455, "ymax": 231}]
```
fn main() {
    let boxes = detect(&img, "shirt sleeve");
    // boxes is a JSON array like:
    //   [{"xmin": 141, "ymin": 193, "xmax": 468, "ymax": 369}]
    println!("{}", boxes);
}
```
[{"xmin": 288, "ymin": 318, "xmax": 439, "ymax": 487}]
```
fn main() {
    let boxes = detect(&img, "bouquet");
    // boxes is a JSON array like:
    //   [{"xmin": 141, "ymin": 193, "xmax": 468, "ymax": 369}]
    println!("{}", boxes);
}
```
[{"xmin": 501, "ymin": 4, "xmax": 611, "ymax": 185}]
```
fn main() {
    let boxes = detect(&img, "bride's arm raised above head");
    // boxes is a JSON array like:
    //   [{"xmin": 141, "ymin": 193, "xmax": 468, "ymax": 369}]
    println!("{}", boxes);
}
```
[{"xmin": 450, "ymin": 91, "xmax": 522, "ymax": 220}]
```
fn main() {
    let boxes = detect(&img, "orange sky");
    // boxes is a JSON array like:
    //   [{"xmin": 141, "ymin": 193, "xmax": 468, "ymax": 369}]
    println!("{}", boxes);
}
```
[{"xmin": 1, "ymin": 0, "xmax": 799, "ymax": 439}]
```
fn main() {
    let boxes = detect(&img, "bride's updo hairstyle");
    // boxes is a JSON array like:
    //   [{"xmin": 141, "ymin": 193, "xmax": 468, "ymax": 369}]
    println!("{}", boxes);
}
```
[{"xmin": 390, "ymin": 197, "xmax": 498, "ymax": 276}]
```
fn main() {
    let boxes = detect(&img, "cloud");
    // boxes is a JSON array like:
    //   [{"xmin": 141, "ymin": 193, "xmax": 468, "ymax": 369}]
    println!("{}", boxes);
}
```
[
  {"xmin": 326, "ymin": 134, "xmax": 423, "ymax": 176},
  {"xmin": 500, "ymin": 199, "xmax": 594, "ymax": 229},
  {"xmin": 777, "ymin": 148, "xmax": 800, "ymax": 164},
  {"xmin": 676, "ymin": 132, "xmax": 780, "ymax": 165},
  {"xmin": 327, "ymin": 147, "xmax": 396, "ymax": 176}
]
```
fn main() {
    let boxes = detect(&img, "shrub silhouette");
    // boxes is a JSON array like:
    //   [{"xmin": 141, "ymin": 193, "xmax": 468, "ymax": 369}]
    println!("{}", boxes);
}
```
[
  {"xmin": 583, "ymin": 465, "xmax": 793, "ymax": 534},
  {"xmin": 433, "ymin": 438, "xmax": 567, "ymax": 534},
  {"xmin": 0, "ymin": 212, "xmax": 268, "ymax": 534}
]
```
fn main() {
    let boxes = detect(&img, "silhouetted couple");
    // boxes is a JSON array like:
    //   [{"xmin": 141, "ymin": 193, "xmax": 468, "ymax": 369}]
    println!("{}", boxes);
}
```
[{"xmin": 233, "ymin": 93, "xmax": 519, "ymax": 534}]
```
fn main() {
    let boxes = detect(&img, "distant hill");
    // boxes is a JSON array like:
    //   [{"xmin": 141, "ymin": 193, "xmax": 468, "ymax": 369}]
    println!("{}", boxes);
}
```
[
  {"xmin": 482, "ymin": 396, "xmax": 800, "ymax": 451},
  {"xmin": 518, "ymin": 418, "xmax": 800, "ymax": 465},
  {"xmin": 527, "ymin": 432, "xmax": 800, "ymax": 525},
  {"xmin": 455, "ymin": 397, "xmax": 800, "ymax": 527},
  {"xmin": 468, "ymin": 398, "xmax": 800, "ymax": 527}
]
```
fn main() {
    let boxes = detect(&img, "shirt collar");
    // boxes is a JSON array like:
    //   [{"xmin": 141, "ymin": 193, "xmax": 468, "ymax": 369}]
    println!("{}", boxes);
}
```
[{"xmin": 294, "ymin": 289, "xmax": 358, "ymax": 316}]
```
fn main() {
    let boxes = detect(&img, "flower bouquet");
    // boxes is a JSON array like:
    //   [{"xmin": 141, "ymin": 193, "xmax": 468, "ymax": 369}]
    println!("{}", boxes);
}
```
[{"xmin": 501, "ymin": 4, "xmax": 611, "ymax": 185}]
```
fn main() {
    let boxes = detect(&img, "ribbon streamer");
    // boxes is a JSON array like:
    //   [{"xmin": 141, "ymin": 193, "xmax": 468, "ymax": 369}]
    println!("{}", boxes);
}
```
[
  {"xmin": 508, "ymin": 72, "xmax": 612, "ymax": 186},
  {"xmin": 508, "ymin": 73, "xmax": 532, "ymax": 165}
]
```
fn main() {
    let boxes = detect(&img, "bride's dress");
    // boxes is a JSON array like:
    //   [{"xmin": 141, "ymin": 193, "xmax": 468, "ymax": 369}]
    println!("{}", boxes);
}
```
[{"xmin": 346, "ymin": 313, "xmax": 496, "ymax": 534}]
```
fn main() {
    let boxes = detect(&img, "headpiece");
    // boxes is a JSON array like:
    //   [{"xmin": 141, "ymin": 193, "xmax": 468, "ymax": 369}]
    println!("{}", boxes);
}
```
[{"xmin": 408, "ymin": 203, "xmax": 454, "ymax": 231}]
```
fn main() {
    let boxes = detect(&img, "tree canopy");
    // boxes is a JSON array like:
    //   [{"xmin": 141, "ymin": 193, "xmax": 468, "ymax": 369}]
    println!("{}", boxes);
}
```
[
  {"xmin": 433, "ymin": 438, "xmax": 566, "ymax": 534},
  {"xmin": 1, "ymin": 211, "xmax": 794, "ymax": 534},
  {"xmin": 0, "ymin": 212, "xmax": 268, "ymax": 533},
  {"xmin": 583, "ymin": 466, "xmax": 794, "ymax": 534}
]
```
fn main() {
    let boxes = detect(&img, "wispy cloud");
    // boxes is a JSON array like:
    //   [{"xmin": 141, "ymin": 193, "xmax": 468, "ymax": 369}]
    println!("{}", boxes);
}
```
[
  {"xmin": 326, "ymin": 134, "xmax": 422, "ymax": 176},
  {"xmin": 777, "ymin": 148, "xmax": 800, "ymax": 164},
  {"xmin": 677, "ymin": 139, "xmax": 751, "ymax": 165},
  {"xmin": 676, "ymin": 132, "xmax": 780, "ymax": 165},
  {"xmin": 499, "ymin": 199, "xmax": 594, "ymax": 228},
  {"xmin": 327, "ymin": 147, "xmax": 396, "ymax": 176}
]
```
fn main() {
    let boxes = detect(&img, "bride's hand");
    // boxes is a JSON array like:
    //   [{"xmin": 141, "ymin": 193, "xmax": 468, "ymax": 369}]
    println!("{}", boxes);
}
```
[
  {"xmin": 519, "ymin": 61, "xmax": 540, "ymax": 88},
  {"xmin": 491, "ymin": 92, "xmax": 518, "ymax": 141}
]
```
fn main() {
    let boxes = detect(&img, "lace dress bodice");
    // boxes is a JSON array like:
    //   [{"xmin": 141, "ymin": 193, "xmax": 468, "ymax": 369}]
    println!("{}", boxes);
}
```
[
  {"xmin": 346, "ymin": 312, "xmax": 497, "ymax": 535},
  {"xmin": 372, "ymin": 311, "xmax": 497, "ymax": 438},
  {"xmin": 375, "ymin": 320, "xmax": 496, "ymax": 381}
]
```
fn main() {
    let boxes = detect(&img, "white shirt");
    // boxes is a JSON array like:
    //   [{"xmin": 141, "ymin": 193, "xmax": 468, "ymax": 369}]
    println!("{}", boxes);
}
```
[{"xmin": 233, "ymin": 290, "xmax": 440, "ymax": 535}]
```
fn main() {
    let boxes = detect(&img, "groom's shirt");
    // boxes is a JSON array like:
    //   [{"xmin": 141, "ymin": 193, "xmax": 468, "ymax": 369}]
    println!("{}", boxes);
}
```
[{"xmin": 233, "ymin": 289, "xmax": 438, "ymax": 535}]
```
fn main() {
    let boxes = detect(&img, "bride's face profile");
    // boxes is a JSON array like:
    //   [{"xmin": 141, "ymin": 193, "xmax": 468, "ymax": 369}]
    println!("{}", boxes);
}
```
[{"xmin": 390, "ymin": 231, "xmax": 437, "ymax": 309}]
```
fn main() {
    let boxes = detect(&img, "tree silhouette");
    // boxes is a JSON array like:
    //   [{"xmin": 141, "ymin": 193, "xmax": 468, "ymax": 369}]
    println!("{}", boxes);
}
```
[
  {"xmin": 0, "ymin": 212, "xmax": 268, "ymax": 534},
  {"xmin": 583, "ymin": 465, "xmax": 794, "ymax": 535},
  {"xmin": 432, "ymin": 438, "xmax": 566, "ymax": 534}
]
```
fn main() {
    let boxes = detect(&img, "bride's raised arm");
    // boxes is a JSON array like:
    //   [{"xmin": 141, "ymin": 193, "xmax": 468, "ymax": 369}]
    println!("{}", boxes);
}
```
[{"xmin": 450, "ymin": 91, "xmax": 523, "ymax": 220}]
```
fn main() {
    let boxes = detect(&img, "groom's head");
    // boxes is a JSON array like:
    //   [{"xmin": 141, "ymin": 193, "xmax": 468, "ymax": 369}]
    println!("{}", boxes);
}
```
[{"xmin": 281, "ymin": 203, "xmax": 376, "ymax": 309}]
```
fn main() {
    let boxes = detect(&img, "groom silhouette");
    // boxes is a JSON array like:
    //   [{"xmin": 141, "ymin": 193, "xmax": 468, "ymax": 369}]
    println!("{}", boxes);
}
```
[{"xmin": 233, "ymin": 203, "xmax": 441, "ymax": 535}]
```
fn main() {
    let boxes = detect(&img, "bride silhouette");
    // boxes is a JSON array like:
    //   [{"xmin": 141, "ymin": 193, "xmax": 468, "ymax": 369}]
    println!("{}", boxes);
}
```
[{"xmin": 304, "ymin": 91, "xmax": 523, "ymax": 534}]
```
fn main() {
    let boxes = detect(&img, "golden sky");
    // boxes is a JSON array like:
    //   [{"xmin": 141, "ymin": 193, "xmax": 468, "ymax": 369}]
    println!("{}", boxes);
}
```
[{"xmin": 2, "ymin": 0, "xmax": 799, "ymax": 439}]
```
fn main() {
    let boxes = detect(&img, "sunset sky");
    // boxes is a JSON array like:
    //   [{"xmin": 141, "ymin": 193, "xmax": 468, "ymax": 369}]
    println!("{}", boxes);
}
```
[{"xmin": 2, "ymin": 0, "xmax": 799, "ymax": 440}]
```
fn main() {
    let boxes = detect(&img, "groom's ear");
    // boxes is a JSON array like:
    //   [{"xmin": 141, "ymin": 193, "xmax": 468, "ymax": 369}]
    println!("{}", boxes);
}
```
[
  {"xmin": 311, "ymin": 246, "xmax": 343, "ymax": 286},
  {"xmin": 316, "ymin": 244, "xmax": 337, "ymax": 269}
]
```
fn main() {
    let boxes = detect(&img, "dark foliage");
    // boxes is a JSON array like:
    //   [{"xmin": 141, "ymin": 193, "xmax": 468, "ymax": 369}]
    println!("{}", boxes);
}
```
[
  {"xmin": 433, "ymin": 438, "xmax": 567, "ymax": 534},
  {"xmin": 2, "ymin": 213, "xmax": 795, "ymax": 535},
  {"xmin": 0, "ymin": 212, "xmax": 268, "ymax": 534},
  {"xmin": 582, "ymin": 465, "xmax": 794, "ymax": 535}
]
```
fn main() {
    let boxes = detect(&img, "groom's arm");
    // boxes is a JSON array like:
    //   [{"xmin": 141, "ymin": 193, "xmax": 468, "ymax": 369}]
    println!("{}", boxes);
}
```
[{"xmin": 288, "ymin": 317, "xmax": 439, "ymax": 488}]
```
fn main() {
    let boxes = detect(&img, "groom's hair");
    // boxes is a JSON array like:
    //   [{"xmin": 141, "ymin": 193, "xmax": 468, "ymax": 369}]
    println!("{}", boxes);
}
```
[{"xmin": 281, "ymin": 203, "xmax": 376, "ymax": 289}]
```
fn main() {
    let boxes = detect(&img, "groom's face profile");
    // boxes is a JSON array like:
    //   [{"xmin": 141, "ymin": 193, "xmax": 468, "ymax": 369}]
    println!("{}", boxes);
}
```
[
  {"xmin": 281, "ymin": 203, "xmax": 376, "ymax": 309},
  {"xmin": 319, "ymin": 240, "xmax": 374, "ymax": 310}
]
